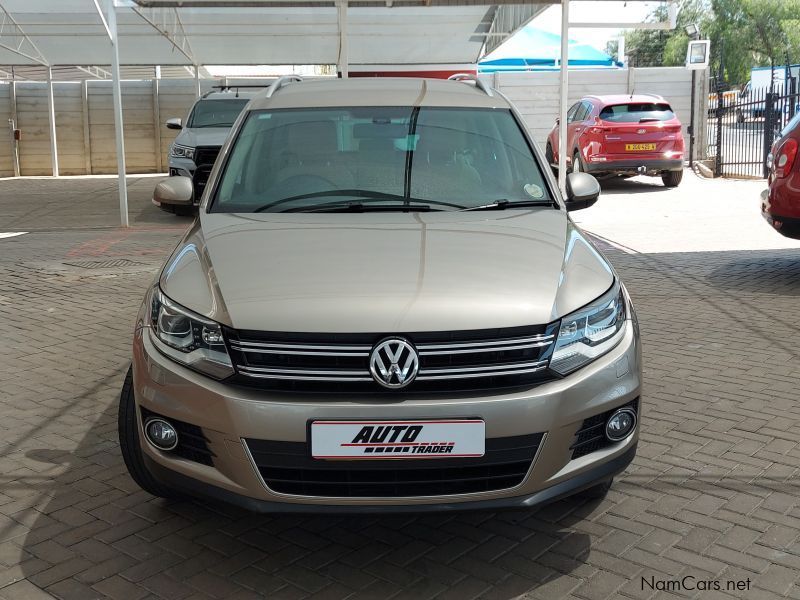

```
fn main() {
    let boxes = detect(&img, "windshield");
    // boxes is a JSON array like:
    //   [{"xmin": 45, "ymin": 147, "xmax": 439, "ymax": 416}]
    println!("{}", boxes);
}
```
[
  {"xmin": 187, "ymin": 98, "xmax": 250, "ymax": 128},
  {"xmin": 599, "ymin": 103, "xmax": 675, "ymax": 123},
  {"xmin": 210, "ymin": 106, "xmax": 552, "ymax": 213}
]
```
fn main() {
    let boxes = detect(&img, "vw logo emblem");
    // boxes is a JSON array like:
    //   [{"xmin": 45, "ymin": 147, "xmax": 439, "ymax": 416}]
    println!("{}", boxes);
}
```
[{"xmin": 369, "ymin": 338, "xmax": 419, "ymax": 389}]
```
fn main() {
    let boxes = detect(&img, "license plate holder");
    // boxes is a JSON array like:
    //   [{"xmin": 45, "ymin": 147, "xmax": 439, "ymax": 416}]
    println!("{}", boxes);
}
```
[
  {"xmin": 625, "ymin": 143, "xmax": 657, "ymax": 151},
  {"xmin": 310, "ymin": 419, "xmax": 486, "ymax": 459}
]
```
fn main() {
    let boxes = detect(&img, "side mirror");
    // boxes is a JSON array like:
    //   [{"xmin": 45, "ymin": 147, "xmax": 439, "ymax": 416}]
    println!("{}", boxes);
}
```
[
  {"xmin": 166, "ymin": 117, "xmax": 182, "ymax": 130},
  {"xmin": 154, "ymin": 176, "xmax": 193, "ymax": 206},
  {"xmin": 564, "ymin": 172, "xmax": 600, "ymax": 211}
]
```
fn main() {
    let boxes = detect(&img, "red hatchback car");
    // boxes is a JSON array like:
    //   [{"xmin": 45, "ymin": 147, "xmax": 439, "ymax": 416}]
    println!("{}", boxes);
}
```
[
  {"xmin": 546, "ymin": 94, "xmax": 685, "ymax": 187},
  {"xmin": 762, "ymin": 113, "xmax": 800, "ymax": 239}
]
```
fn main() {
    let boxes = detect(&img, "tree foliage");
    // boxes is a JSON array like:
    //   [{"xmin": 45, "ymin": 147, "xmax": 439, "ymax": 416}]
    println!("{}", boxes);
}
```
[{"xmin": 617, "ymin": 0, "xmax": 800, "ymax": 87}]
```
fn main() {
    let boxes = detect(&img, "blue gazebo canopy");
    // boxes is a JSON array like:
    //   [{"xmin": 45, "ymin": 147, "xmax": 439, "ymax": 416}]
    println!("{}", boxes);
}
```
[{"xmin": 480, "ymin": 27, "xmax": 617, "ymax": 72}]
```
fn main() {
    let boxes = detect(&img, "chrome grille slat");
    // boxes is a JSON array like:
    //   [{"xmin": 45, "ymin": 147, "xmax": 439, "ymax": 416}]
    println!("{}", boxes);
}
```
[
  {"xmin": 419, "ymin": 341, "xmax": 551, "ymax": 356},
  {"xmin": 416, "ymin": 335, "xmax": 553, "ymax": 351},
  {"xmin": 230, "ymin": 344, "xmax": 369, "ymax": 357},
  {"xmin": 417, "ymin": 366, "xmax": 548, "ymax": 381},
  {"xmin": 419, "ymin": 361, "xmax": 548, "ymax": 376},
  {"xmin": 232, "ymin": 341, "xmax": 371, "ymax": 352},
  {"xmin": 238, "ymin": 366, "xmax": 370, "ymax": 376},
  {"xmin": 238, "ymin": 372, "xmax": 374, "ymax": 382}
]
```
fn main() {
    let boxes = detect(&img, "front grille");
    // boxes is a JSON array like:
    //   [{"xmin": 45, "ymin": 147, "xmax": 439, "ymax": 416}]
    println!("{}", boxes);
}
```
[
  {"xmin": 570, "ymin": 398, "xmax": 639, "ymax": 459},
  {"xmin": 140, "ymin": 407, "xmax": 215, "ymax": 466},
  {"xmin": 225, "ymin": 324, "xmax": 559, "ymax": 394},
  {"xmin": 194, "ymin": 146, "xmax": 221, "ymax": 167},
  {"xmin": 192, "ymin": 146, "xmax": 221, "ymax": 201},
  {"xmin": 246, "ymin": 433, "xmax": 543, "ymax": 497}
]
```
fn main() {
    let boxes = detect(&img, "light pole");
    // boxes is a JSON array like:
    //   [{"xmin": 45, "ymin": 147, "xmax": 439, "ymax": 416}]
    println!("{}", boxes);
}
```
[{"xmin": 685, "ymin": 23, "xmax": 700, "ymax": 167}]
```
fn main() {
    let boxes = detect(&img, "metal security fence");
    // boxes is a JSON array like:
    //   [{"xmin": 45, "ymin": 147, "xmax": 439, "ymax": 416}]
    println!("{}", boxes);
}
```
[{"xmin": 707, "ymin": 84, "xmax": 800, "ymax": 178}]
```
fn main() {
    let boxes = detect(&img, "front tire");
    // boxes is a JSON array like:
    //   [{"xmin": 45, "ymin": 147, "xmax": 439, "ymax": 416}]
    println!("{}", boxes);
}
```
[
  {"xmin": 545, "ymin": 142, "xmax": 557, "ymax": 175},
  {"xmin": 661, "ymin": 170, "xmax": 683, "ymax": 187},
  {"xmin": 118, "ymin": 367, "xmax": 180, "ymax": 499}
]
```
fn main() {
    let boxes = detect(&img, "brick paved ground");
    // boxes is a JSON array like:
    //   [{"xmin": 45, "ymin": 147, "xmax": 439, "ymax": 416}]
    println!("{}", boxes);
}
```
[{"xmin": 1, "ymin": 172, "xmax": 799, "ymax": 599}]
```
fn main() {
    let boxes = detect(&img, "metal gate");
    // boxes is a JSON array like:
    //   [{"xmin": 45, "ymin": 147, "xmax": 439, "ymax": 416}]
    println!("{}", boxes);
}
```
[{"xmin": 707, "ymin": 84, "xmax": 800, "ymax": 178}]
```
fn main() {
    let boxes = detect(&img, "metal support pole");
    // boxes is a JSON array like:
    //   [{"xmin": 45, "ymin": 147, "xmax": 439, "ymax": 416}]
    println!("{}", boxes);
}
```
[
  {"xmin": 337, "ymin": 1, "xmax": 348, "ymax": 78},
  {"xmin": 763, "ymin": 92, "xmax": 775, "ymax": 179},
  {"xmin": 47, "ymin": 67, "xmax": 59, "ymax": 177},
  {"xmin": 108, "ymin": 0, "xmax": 129, "ymax": 227},
  {"xmin": 714, "ymin": 88, "xmax": 722, "ymax": 177},
  {"xmin": 557, "ymin": 0, "xmax": 569, "ymax": 195},
  {"xmin": 194, "ymin": 65, "xmax": 201, "ymax": 98},
  {"xmin": 689, "ymin": 70, "xmax": 696, "ymax": 167},
  {"xmin": 9, "ymin": 80, "xmax": 20, "ymax": 177}
]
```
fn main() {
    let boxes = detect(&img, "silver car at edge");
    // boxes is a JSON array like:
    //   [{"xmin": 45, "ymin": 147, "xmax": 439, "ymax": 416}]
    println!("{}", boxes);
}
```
[
  {"xmin": 119, "ymin": 76, "xmax": 642, "ymax": 512},
  {"xmin": 161, "ymin": 89, "xmax": 256, "ymax": 212}
]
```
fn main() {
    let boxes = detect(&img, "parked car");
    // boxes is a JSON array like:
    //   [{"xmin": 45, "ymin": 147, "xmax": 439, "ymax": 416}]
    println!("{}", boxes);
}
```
[
  {"xmin": 546, "ymin": 94, "xmax": 685, "ymax": 187},
  {"xmin": 119, "ymin": 76, "xmax": 642, "ymax": 512},
  {"xmin": 160, "ymin": 88, "xmax": 257, "ymax": 213},
  {"xmin": 761, "ymin": 111, "xmax": 800, "ymax": 239}
]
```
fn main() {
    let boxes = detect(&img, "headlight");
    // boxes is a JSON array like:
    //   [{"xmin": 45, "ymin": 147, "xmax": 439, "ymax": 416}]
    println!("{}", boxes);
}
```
[
  {"xmin": 148, "ymin": 287, "xmax": 233, "ymax": 379},
  {"xmin": 550, "ymin": 282, "xmax": 628, "ymax": 375},
  {"xmin": 170, "ymin": 144, "xmax": 195, "ymax": 160}
]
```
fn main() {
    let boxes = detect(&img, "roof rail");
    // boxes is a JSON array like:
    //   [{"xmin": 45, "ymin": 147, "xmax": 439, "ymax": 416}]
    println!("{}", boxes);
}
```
[
  {"xmin": 213, "ymin": 84, "xmax": 269, "ymax": 91},
  {"xmin": 448, "ymin": 73, "xmax": 493, "ymax": 98},
  {"xmin": 206, "ymin": 84, "xmax": 270, "ymax": 98},
  {"xmin": 265, "ymin": 75, "xmax": 303, "ymax": 98}
]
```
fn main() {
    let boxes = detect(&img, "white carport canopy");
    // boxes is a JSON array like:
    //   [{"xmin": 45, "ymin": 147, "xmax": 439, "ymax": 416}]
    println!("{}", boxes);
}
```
[{"xmin": 0, "ymin": 0, "xmax": 665, "ymax": 225}]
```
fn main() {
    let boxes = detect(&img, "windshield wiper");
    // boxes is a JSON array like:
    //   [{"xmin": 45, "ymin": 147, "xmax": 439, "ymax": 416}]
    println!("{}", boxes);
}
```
[
  {"xmin": 254, "ymin": 189, "xmax": 465, "ymax": 213},
  {"xmin": 286, "ymin": 201, "xmax": 435, "ymax": 213},
  {"xmin": 459, "ymin": 199, "xmax": 553, "ymax": 212}
]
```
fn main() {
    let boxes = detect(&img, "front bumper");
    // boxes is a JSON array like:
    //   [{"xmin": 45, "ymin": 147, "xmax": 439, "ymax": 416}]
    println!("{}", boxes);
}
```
[
  {"xmin": 144, "ymin": 444, "xmax": 637, "ymax": 513},
  {"xmin": 132, "ymin": 316, "xmax": 642, "ymax": 510},
  {"xmin": 168, "ymin": 156, "xmax": 196, "ymax": 179},
  {"xmin": 583, "ymin": 158, "xmax": 683, "ymax": 174}
]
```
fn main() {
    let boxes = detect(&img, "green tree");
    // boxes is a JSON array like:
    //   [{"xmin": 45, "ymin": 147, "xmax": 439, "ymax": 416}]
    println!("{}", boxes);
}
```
[
  {"xmin": 621, "ymin": 0, "xmax": 800, "ymax": 87},
  {"xmin": 622, "ymin": 0, "xmax": 711, "ymax": 68},
  {"xmin": 710, "ymin": 0, "xmax": 800, "ymax": 85}
]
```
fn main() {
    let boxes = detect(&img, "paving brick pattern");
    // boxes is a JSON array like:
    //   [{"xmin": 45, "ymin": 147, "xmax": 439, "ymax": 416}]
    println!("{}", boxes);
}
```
[{"xmin": 1, "ymin": 175, "xmax": 799, "ymax": 599}]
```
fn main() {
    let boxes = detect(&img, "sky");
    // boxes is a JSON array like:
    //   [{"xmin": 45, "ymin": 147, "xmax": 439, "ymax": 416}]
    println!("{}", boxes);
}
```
[{"xmin": 533, "ymin": 1, "xmax": 661, "ymax": 51}]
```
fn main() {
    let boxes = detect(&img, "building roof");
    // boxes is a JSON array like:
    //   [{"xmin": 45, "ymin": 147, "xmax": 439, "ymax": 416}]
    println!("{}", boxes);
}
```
[{"xmin": 0, "ymin": 1, "xmax": 551, "ymax": 70}]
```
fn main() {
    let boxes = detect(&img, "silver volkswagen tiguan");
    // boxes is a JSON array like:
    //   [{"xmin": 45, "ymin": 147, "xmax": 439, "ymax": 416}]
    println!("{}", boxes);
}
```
[{"xmin": 119, "ymin": 76, "xmax": 642, "ymax": 512}]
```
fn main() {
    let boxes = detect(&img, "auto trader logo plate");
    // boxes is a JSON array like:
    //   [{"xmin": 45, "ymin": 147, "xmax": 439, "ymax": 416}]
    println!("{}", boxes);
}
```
[{"xmin": 311, "ymin": 420, "xmax": 486, "ymax": 459}]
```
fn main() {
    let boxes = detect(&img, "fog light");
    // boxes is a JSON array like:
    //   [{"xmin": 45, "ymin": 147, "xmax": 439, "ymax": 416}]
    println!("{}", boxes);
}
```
[
  {"xmin": 605, "ymin": 408, "xmax": 636, "ymax": 441},
  {"xmin": 145, "ymin": 418, "xmax": 178, "ymax": 451}
]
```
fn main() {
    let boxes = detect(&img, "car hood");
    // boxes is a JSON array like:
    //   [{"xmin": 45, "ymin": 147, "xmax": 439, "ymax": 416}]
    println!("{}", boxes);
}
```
[
  {"xmin": 160, "ymin": 210, "xmax": 614, "ymax": 332},
  {"xmin": 173, "ymin": 127, "xmax": 231, "ymax": 148}
]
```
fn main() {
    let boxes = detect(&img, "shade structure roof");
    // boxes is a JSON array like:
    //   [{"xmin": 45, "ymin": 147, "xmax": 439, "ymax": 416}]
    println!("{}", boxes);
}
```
[
  {"xmin": 0, "ymin": 0, "xmax": 558, "ymax": 68},
  {"xmin": 480, "ymin": 26, "xmax": 615, "ymax": 70}
]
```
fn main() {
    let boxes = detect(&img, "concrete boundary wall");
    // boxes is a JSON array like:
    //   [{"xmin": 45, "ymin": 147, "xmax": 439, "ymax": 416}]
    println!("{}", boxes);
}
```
[
  {"xmin": 0, "ymin": 79, "xmax": 218, "ymax": 177},
  {"xmin": 0, "ymin": 68, "xmax": 709, "ymax": 177}
]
